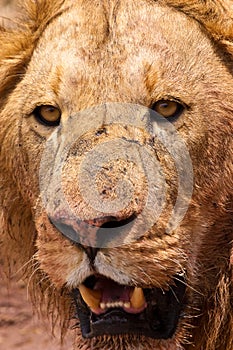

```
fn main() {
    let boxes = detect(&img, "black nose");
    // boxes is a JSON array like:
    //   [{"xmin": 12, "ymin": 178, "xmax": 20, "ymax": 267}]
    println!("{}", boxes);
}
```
[
  {"xmin": 50, "ymin": 214, "xmax": 136, "ymax": 263},
  {"xmin": 78, "ymin": 215, "xmax": 136, "ymax": 262}
]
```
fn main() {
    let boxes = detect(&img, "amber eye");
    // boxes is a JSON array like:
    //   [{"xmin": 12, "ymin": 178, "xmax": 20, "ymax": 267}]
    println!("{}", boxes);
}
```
[
  {"xmin": 34, "ymin": 105, "xmax": 61, "ymax": 126},
  {"xmin": 152, "ymin": 100, "xmax": 184, "ymax": 119}
]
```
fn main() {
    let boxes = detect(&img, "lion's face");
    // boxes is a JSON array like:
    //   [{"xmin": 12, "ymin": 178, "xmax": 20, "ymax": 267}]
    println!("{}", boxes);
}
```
[{"xmin": 1, "ymin": 1, "xmax": 233, "ymax": 349}]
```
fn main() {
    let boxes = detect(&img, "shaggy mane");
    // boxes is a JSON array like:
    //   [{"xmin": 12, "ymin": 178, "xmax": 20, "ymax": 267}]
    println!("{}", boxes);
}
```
[{"xmin": 0, "ymin": 0, "xmax": 66, "ymax": 108}]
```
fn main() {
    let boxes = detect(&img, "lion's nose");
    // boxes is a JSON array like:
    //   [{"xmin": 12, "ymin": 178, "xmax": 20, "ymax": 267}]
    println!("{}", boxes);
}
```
[
  {"xmin": 78, "ymin": 214, "xmax": 136, "ymax": 262},
  {"xmin": 56, "ymin": 135, "xmax": 148, "ymax": 250},
  {"xmin": 44, "ymin": 118, "xmax": 158, "ymax": 255},
  {"xmin": 49, "ymin": 212, "xmax": 137, "ymax": 262}
]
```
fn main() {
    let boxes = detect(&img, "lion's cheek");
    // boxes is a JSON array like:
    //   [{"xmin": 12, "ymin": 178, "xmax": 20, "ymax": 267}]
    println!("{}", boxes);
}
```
[
  {"xmin": 35, "ymin": 211, "xmax": 84, "ymax": 288},
  {"xmin": 37, "ymin": 242, "xmax": 83, "ymax": 288}
]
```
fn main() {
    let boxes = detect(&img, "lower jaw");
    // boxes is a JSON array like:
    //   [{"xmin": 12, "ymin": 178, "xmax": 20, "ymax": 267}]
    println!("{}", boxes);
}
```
[
  {"xmin": 72, "ymin": 274, "xmax": 186, "ymax": 340},
  {"xmin": 73, "ymin": 331, "xmax": 182, "ymax": 350}
]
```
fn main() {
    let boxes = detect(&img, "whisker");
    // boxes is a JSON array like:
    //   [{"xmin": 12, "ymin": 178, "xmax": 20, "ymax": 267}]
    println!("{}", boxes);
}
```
[
  {"xmin": 13, "ymin": 256, "xmax": 37, "ymax": 277},
  {"xmin": 173, "ymin": 275, "xmax": 204, "ymax": 296},
  {"xmin": 169, "ymin": 285, "xmax": 180, "ymax": 303}
]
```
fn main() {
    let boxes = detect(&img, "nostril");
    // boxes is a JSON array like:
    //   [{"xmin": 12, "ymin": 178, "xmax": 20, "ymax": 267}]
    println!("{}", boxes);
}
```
[
  {"xmin": 96, "ymin": 213, "xmax": 137, "ymax": 247},
  {"xmin": 100, "ymin": 214, "xmax": 137, "ymax": 229}
]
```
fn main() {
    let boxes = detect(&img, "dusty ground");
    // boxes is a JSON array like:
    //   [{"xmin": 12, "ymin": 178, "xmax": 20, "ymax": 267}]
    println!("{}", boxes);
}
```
[{"xmin": 0, "ymin": 275, "xmax": 71, "ymax": 350}]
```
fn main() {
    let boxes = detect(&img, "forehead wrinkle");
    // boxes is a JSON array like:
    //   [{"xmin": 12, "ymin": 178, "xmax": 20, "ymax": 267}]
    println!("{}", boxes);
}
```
[
  {"xmin": 23, "ymin": 0, "xmax": 221, "ymax": 112},
  {"xmin": 49, "ymin": 65, "xmax": 63, "ymax": 98}
]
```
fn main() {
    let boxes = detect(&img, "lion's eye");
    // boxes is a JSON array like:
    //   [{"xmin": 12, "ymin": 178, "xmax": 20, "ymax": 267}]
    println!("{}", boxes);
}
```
[
  {"xmin": 34, "ymin": 105, "xmax": 61, "ymax": 126},
  {"xmin": 152, "ymin": 100, "xmax": 184, "ymax": 119}
]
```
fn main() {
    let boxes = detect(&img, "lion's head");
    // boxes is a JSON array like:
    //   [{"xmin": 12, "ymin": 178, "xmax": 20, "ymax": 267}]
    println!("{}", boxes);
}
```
[{"xmin": 0, "ymin": 1, "xmax": 233, "ymax": 349}]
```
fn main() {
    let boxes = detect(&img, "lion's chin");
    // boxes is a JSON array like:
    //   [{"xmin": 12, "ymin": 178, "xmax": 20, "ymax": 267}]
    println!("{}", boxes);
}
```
[{"xmin": 72, "ymin": 274, "xmax": 186, "ymax": 340}]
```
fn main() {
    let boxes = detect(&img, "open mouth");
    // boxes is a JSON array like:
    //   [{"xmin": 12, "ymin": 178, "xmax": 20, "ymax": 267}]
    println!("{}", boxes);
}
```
[{"xmin": 73, "ymin": 274, "xmax": 186, "ymax": 339}]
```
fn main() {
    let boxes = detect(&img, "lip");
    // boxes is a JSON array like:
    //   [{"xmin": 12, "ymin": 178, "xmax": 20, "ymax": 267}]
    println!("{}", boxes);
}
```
[{"xmin": 72, "ymin": 274, "xmax": 186, "ymax": 339}]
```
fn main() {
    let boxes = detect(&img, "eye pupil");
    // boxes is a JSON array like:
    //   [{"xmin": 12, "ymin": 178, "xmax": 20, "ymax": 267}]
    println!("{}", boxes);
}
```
[
  {"xmin": 152, "ymin": 100, "xmax": 183, "ymax": 119},
  {"xmin": 34, "ymin": 105, "xmax": 61, "ymax": 126}
]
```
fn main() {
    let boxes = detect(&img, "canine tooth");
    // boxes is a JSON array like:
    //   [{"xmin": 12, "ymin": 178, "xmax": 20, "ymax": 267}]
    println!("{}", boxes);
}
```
[
  {"xmin": 130, "ymin": 287, "xmax": 145, "ymax": 309},
  {"xmin": 118, "ymin": 301, "xmax": 124, "ymax": 307},
  {"xmin": 124, "ymin": 302, "xmax": 131, "ymax": 309},
  {"xmin": 79, "ymin": 285, "xmax": 101, "ymax": 310}
]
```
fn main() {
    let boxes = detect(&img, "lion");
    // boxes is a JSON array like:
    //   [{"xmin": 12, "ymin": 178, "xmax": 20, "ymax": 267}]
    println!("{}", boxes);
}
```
[{"xmin": 0, "ymin": 1, "xmax": 233, "ymax": 350}]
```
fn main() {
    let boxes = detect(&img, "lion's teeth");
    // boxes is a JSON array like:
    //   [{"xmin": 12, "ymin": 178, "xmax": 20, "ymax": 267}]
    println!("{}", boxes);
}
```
[
  {"xmin": 130, "ymin": 287, "xmax": 146, "ymax": 309},
  {"xmin": 79, "ymin": 285, "xmax": 145, "ymax": 311},
  {"xmin": 100, "ymin": 301, "xmax": 127, "ymax": 309},
  {"xmin": 124, "ymin": 302, "xmax": 131, "ymax": 309},
  {"xmin": 79, "ymin": 285, "xmax": 101, "ymax": 310},
  {"xmin": 100, "ymin": 302, "xmax": 106, "ymax": 310}
]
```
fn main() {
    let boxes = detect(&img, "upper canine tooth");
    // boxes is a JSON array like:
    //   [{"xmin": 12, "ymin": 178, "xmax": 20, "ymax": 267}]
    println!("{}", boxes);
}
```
[
  {"xmin": 79, "ymin": 284, "xmax": 101, "ymax": 310},
  {"xmin": 130, "ymin": 287, "xmax": 146, "ymax": 309}
]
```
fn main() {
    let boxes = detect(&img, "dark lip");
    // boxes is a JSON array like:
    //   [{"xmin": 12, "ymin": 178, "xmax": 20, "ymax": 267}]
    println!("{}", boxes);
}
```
[{"xmin": 72, "ymin": 274, "xmax": 186, "ymax": 340}]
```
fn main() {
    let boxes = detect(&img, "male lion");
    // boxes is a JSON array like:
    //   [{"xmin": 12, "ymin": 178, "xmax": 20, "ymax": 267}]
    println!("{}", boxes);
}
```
[{"xmin": 0, "ymin": 1, "xmax": 233, "ymax": 350}]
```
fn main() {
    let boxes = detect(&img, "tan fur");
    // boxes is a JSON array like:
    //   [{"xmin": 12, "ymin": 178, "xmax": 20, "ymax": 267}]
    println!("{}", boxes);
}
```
[{"xmin": 0, "ymin": 1, "xmax": 233, "ymax": 349}]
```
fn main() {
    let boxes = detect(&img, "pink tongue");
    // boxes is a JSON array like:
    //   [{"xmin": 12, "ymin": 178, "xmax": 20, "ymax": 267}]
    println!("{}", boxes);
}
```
[{"xmin": 94, "ymin": 278, "xmax": 132, "ymax": 302}]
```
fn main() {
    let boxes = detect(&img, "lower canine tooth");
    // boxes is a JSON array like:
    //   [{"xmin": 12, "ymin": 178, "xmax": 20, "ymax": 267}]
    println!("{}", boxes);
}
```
[
  {"xmin": 130, "ymin": 287, "xmax": 146, "ymax": 309},
  {"xmin": 79, "ymin": 285, "xmax": 101, "ymax": 310}
]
